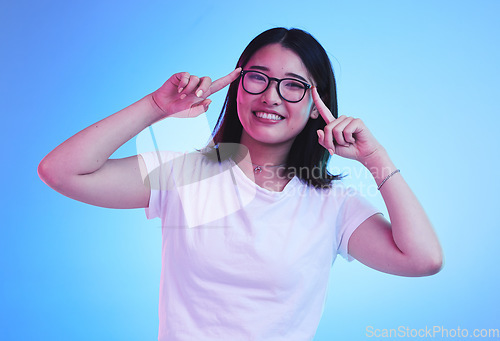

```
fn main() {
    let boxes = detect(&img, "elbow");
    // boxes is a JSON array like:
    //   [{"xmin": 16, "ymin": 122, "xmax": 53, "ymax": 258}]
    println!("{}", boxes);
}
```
[
  {"xmin": 423, "ymin": 255, "xmax": 443, "ymax": 276},
  {"xmin": 413, "ymin": 250, "xmax": 444, "ymax": 277},
  {"xmin": 38, "ymin": 157, "xmax": 51, "ymax": 184},
  {"xmin": 38, "ymin": 157, "xmax": 62, "ymax": 189}
]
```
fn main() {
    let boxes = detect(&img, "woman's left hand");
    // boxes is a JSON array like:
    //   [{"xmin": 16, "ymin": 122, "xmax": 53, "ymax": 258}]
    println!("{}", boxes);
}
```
[{"xmin": 312, "ymin": 87, "xmax": 383, "ymax": 163}]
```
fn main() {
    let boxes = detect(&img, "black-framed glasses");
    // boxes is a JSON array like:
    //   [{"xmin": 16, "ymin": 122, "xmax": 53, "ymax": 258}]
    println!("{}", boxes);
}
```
[{"xmin": 240, "ymin": 70, "xmax": 311, "ymax": 103}]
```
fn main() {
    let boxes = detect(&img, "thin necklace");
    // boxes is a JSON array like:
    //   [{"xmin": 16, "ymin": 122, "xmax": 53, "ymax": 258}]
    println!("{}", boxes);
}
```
[{"xmin": 241, "ymin": 159, "xmax": 286, "ymax": 174}]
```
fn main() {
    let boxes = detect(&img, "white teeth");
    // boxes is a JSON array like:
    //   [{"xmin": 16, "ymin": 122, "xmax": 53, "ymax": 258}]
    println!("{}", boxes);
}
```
[{"xmin": 254, "ymin": 111, "xmax": 284, "ymax": 121}]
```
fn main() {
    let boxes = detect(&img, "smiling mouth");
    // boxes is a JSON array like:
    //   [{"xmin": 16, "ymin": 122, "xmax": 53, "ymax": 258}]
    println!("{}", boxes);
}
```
[{"xmin": 253, "ymin": 111, "xmax": 285, "ymax": 121}]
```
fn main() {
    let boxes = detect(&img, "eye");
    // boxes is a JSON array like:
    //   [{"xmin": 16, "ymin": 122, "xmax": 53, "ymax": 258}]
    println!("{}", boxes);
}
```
[
  {"xmin": 283, "ymin": 79, "xmax": 306, "ymax": 90},
  {"xmin": 247, "ymin": 72, "xmax": 267, "ymax": 82}
]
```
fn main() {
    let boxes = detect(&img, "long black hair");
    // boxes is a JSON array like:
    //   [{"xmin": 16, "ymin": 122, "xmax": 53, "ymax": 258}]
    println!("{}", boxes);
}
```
[{"xmin": 209, "ymin": 27, "xmax": 341, "ymax": 188}]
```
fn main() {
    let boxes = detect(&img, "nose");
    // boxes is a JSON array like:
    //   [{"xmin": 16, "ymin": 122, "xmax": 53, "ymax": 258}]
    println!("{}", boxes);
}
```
[{"xmin": 261, "ymin": 81, "xmax": 282, "ymax": 105}]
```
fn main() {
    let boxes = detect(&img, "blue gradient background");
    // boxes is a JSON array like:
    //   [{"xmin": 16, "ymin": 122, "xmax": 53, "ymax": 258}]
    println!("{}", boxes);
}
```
[{"xmin": 2, "ymin": 0, "xmax": 499, "ymax": 340}]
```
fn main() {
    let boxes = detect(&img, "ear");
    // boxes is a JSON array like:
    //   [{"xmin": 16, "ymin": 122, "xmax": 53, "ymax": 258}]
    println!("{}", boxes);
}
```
[{"xmin": 310, "ymin": 105, "xmax": 319, "ymax": 119}]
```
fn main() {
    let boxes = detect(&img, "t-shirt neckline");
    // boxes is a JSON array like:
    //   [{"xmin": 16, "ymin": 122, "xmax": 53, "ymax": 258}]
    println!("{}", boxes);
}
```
[{"xmin": 227, "ymin": 158, "xmax": 301, "ymax": 196}]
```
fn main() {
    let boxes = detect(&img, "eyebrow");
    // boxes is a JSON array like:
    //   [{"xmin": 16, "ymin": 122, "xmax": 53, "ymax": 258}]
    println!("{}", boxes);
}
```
[{"xmin": 248, "ymin": 65, "xmax": 309, "ymax": 83}]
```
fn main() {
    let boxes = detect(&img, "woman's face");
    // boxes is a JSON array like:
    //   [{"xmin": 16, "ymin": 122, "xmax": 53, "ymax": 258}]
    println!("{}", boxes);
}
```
[{"xmin": 237, "ymin": 43, "xmax": 318, "ymax": 147}]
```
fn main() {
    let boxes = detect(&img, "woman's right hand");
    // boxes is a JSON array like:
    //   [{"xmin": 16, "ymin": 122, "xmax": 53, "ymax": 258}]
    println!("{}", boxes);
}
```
[
  {"xmin": 38, "ymin": 67, "xmax": 241, "ymax": 209},
  {"xmin": 151, "ymin": 67, "xmax": 241, "ymax": 119}
]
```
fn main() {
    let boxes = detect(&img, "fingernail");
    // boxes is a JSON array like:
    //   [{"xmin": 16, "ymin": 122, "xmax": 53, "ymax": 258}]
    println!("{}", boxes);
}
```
[
  {"xmin": 196, "ymin": 89, "xmax": 203, "ymax": 98},
  {"xmin": 178, "ymin": 87, "xmax": 184, "ymax": 93},
  {"xmin": 328, "ymin": 149, "xmax": 334, "ymax": 156},
  {"xmin": 204, "ymin": 103, "xmax": 210, "ymax": 111},
  {"xmin": 180, "ymin": 94, "xmax": 187, "ymax": 100}
]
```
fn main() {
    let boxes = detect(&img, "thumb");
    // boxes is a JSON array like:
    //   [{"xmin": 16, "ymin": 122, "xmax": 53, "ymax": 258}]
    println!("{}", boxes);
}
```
[
  {"xmin": 188, "ymin": 98, "xmax": 211, "ymax": 117},
  {"xmin": 201, "ymin": 99, "xmax": 212, "ymax": 112},
  {"xmin": 317, "ymin": 130, "xmax": 325, "ymax": 148},
  {"xmin": 169, "ymin": 99, "xmax": 212, "ymax": 118},
  {"xmin": 317, "ymin": 130, "xmax": 334, "ymax": 156}
]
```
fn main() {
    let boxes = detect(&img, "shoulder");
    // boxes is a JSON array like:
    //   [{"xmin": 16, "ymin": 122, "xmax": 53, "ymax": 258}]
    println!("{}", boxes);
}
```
[
  {"xmin": 139, "ymin": 150, "xmax": 185, "ymax": 170},
  {"xmin": 285, "ymin": 179, "xmax": 362, "ymax": 214},
  {"xmin": 301, "ymin": 179, "xmax": 356, "ymax": 200},
  {"xmin": 140, "ymin": 149, "xmax": 223, "ymax": 171}
]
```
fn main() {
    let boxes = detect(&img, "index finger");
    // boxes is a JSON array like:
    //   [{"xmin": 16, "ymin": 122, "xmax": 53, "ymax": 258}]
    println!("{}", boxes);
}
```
[
  {"xmin": 206, "ymin": 67, "xmax": 242, "ymax": 97},
  {"xmin": 312, "ymin": 86, "xmax": 335, "ymax": 124}
]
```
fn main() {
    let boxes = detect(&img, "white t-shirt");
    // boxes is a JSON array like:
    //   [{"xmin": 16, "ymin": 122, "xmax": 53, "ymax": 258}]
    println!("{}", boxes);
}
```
[{"xmin": 140, "ymin": 150, "xmax": 380, "ymax": 341}]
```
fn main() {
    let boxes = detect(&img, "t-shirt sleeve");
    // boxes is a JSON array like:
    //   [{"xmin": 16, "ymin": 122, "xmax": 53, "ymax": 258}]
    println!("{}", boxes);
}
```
[
  {"xmin": 335, "ymin": 186, "xmax": 381, "ymax": 262},
  {"xmin": 139, "ymin": 150, "xmax": 179, "ymax": 220}
]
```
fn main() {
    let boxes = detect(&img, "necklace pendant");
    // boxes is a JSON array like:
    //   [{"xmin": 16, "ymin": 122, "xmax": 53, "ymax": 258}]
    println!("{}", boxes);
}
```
[{"xmin": 254, "ymin": 166, "xmax": 262, "ymax": 174}]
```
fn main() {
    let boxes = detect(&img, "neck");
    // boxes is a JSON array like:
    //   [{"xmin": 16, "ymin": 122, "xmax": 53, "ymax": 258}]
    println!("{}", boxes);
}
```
[
  {"xmin": 237, "ymin": 132, "xmax": 293, "ymax": 166},
  {"xmin": 232, "ymin": 132, "xmax": 293, "ymax": 191}
]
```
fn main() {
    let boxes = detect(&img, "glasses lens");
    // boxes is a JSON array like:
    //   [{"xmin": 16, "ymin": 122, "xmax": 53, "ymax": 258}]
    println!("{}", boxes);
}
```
[
  {"xmin": 243, "ymin": 71, "xmax": 269, "ymax": 94},
  {"xmin": 280, "ymin": 79, "xmax": 307, "ymax": 102}
]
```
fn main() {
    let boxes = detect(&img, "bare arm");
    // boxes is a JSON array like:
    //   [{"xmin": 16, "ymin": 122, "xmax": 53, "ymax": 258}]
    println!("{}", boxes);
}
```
[
  {"xmin": 38, "ymin": 94, "xmax": 162, "ymax": 208},
  {"xmin": 349, "ymin": 149, "xmax": 443, "ymax": 277},
  {"xmin": 312, "ymin": 87, "xmax": 443, "ymax": 277},
  {"xmin": 38, "ymin": 69, "xmax": 241, "ymax": 209}
]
